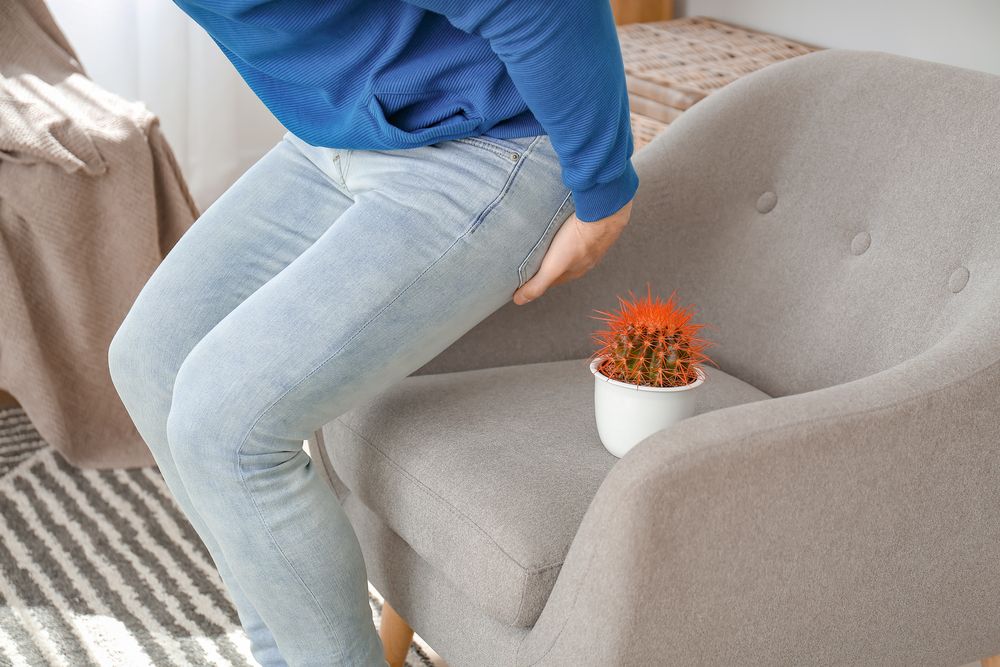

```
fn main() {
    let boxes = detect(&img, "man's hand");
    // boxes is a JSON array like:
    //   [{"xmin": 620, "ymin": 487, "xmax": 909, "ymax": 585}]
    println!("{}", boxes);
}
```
[{"xmin": 512, "ymin": 199, "xmax": 633, "ymax": 305}]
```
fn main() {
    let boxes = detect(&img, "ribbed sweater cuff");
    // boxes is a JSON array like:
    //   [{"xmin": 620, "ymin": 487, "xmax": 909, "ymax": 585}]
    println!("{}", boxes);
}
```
[{"xmin": 571, "ymin": 159, "xmax": 640, "ymax": 222}]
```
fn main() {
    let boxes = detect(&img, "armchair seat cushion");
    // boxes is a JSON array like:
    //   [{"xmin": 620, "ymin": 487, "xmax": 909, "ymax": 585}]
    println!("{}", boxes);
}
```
[{"xmin": 323, "ymin": 357, "xmax": 770, "ymax": 627}]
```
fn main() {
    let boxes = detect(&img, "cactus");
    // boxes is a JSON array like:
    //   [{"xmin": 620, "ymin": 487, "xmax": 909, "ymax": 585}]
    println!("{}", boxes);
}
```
[{"xmin": 590, "ymin": 283, "xmax": 713, "ymax": 388}]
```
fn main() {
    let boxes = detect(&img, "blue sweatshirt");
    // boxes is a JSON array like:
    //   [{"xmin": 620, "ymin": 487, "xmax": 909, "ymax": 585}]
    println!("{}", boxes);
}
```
[{"xmin": 171, "ymin": 0, "xmax": 640, "ymax": 222}]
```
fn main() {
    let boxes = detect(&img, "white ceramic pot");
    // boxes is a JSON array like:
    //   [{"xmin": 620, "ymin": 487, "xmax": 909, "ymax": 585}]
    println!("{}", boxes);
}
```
[{"xmin": 589, "ymin": 356, "xmax": 706, "ymax": 458}]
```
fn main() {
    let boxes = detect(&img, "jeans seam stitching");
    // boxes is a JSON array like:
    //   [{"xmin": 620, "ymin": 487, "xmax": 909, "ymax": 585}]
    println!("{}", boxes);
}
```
[
  {"xmin": 518, "ymin": 190, "xmax": 574, "ymax": 286},
  {"xmin": 341, "ymin": 149, "xmax": 354, "ymax": 192},
  {"xmin": 455, "ymin": 135, "xmax": 519, "ymax": 159},
  {"xmin": 285, "ymin": 136, "xmax": 356, "ymax": 201},
  {"xmin": 231, "ymin": 447, "xmax": 349, "ymax": 662},
  {"xmin": 467, "ymin": 134, "xmax": 543, "ymax": 234},
  {"xmin": 229, "ymin": 235, "xmax": 468, "ymax": 665}
]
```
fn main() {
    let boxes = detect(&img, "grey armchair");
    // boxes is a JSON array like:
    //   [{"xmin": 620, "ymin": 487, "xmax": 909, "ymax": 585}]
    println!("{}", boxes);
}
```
[{"xmin": 310, "ymin": 50, "xmax": 1000, "ymax": 666}]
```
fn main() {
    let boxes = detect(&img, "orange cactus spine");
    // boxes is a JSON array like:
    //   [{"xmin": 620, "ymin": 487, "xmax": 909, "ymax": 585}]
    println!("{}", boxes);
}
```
[{"xmin": 589, "ymin": 283, "xmax": 713, "ymax": 388}]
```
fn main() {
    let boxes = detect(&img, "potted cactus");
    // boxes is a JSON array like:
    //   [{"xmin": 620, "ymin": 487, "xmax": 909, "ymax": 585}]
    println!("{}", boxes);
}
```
[{"xmin": 588, "ymin": 284, "xmax": 713, "ymax": 458}]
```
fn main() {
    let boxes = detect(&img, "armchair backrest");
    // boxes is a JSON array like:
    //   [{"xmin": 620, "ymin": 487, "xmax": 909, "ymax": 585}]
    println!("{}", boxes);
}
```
[
  {"xmin": 420, "ymin": 50, "xmax": 1000, "ymax": 399},
  {"xmin": 622, "ymin": 49, "xmax": 1000, "ymax": 396}
]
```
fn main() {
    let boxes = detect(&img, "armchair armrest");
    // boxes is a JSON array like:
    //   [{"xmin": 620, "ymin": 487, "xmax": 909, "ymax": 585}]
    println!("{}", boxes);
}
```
[{"xmin": 520, "ymin": 329, "xmax": 1000, "ymax": 665}]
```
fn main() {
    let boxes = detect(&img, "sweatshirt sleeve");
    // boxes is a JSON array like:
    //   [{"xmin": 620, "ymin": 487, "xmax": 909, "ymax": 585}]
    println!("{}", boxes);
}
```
[{"xmin": 400, "ymin": 0, "xmax": 639, "ymax": 222}]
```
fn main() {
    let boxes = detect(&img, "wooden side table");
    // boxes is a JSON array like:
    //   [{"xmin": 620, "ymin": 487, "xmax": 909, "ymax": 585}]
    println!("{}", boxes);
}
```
[{"xmin": 611, "ymin": 0, "xmax": 674, "ymax": 25}]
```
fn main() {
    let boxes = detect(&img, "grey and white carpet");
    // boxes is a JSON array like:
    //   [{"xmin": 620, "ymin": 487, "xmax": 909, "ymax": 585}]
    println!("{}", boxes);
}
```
[{"xmin": 0, "ymin": 406, "xmax": 436, "ymax": 666}]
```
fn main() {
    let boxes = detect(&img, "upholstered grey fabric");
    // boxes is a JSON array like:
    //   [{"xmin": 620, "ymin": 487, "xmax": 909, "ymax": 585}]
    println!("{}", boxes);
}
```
[
  {"xmin": 413, "ymin": 54, "xmax": 1000, "ymax": 399},
  {"xmin": 338, "ymin": 492, "xmax": 528, "ymax": 666},
  {"xmin": 324, "ymin": 360, "xmax": 768, "ymax": 627},
  {"xmin": 314, "ymin": 50, "xmax": 1000, "ymax": 666}
]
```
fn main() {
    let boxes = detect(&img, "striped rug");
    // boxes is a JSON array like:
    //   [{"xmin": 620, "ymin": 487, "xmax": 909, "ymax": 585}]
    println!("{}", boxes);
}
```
[{"xmin": 0, "ymin": 406, "xmax": 436, "ymax": 666}]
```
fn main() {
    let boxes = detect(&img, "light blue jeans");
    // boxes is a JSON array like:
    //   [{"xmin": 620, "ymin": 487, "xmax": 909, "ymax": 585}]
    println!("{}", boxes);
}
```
[{"xmin": 107, "ymin": 130, "xmax": 574, "ymax": 666}]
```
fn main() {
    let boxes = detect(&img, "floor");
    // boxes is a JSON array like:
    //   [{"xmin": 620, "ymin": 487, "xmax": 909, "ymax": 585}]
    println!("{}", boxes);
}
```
[
  {"xmin": 0, "ymin": 390, "xmax": 448, "ymax": 666},
  {"xmin": 0, "ymin": 392, "xmax": 987, "ymax": 666}
]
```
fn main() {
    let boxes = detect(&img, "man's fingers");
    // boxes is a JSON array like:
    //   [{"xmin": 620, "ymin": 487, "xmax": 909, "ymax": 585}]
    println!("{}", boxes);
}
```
[{"xmin": 512, "ymin": 256, "xmax": 567, "ymax": 305}]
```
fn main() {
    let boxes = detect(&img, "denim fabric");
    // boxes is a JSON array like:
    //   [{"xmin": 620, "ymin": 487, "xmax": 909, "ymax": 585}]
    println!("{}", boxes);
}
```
[{"xmin": 107, "ymin": 130, "xmax": 573, "ymax": 666}]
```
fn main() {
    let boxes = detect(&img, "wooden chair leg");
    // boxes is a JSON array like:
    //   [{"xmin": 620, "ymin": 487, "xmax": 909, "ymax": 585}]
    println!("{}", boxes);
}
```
[
  {"xmin": 982, "ymin": 655, "xmax": 1000, "ymax": 667},
  {"xmin": 379, "ymin": 600, "xmax": 414, "ymax": 667}
]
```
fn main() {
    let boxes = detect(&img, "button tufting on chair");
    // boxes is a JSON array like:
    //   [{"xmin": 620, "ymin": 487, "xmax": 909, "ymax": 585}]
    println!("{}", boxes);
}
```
[
  {"xmin": 851, "ymin": 231, "xmax": 871, "ymax": 255},
  {"xmin": 756, "ymin": 191, "xmax": 777, "ymax": 213},
  {"xmin": 949, "ymin": 266, "xmax": 970, "ymax": 293}
]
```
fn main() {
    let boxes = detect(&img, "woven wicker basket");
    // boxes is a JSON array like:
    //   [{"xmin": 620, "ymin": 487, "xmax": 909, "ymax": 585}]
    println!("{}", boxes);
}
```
[{"xmin": 619, "ymin": 16, "xmax": 819, "ymax": 150}]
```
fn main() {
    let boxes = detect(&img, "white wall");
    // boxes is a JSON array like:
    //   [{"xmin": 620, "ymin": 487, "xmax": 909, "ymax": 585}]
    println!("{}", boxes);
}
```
[{"xmin": 677, "ymin": 0, "xmax": 1000, "ymax": 75}]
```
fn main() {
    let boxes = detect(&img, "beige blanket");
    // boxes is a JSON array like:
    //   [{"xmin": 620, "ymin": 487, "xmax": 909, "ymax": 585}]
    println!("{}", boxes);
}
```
[{"xmin": 1, "ymin": 0, "xmax": 198, "ymax": 468}]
